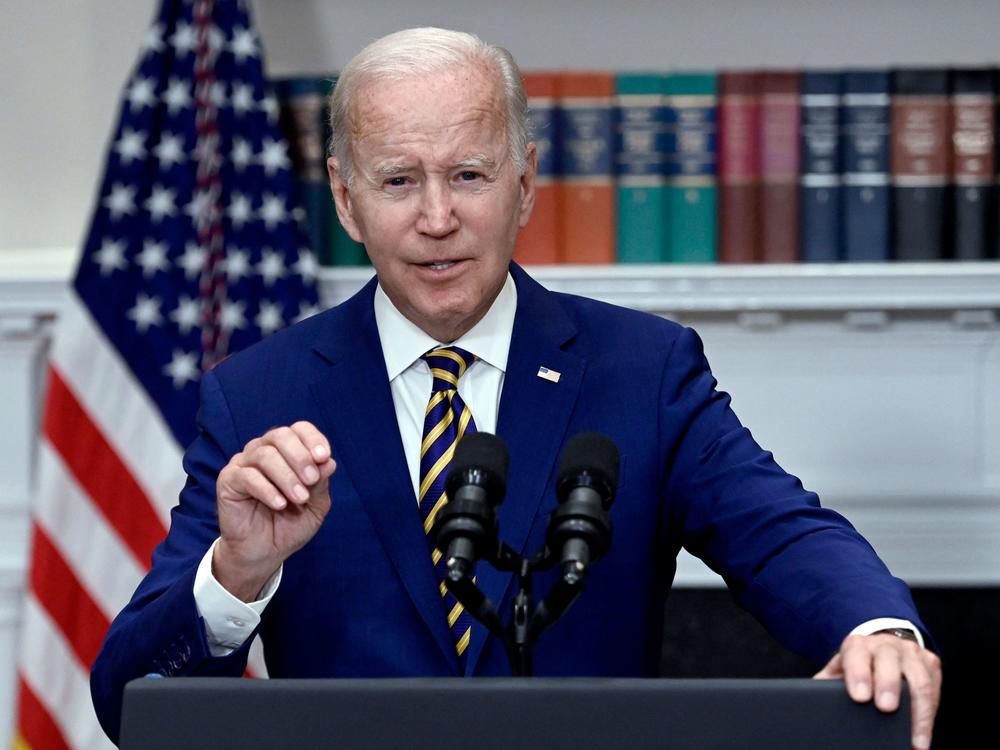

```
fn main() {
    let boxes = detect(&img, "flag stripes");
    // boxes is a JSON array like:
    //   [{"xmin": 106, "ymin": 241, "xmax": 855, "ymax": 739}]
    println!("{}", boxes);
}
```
[
  {"xmin": 43, "ymin": 367, "xmax": 167, "ymax": 568},
  {"xmin": 34, "ymin": 442, "xmax": 146, "ymax": 621},
  {"xmin": 28, "ymin": 526, "xmax": 111, "ymax": 671},
  {"xmin": 49, "ymin": 294, "xmax": 181, "ymax": 526},
  {"xmin": 15, "ymin": 679, "xmax": 71, "ymax": 750}
]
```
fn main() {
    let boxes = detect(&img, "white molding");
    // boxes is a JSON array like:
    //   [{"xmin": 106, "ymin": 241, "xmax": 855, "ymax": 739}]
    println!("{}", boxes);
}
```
[{"xmin": 3, "ymin": 248, "xmax": 1000, "ymax": 317}]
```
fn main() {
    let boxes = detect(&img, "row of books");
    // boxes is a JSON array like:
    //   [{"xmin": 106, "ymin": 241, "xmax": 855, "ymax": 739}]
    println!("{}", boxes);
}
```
[{"xmin": 274, "ymin": 68, "xmax": 1000, "ymax": 266}]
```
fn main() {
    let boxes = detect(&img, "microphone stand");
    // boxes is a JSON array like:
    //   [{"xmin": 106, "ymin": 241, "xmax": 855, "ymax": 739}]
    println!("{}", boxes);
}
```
[{"xmin": 445, "ymin": 541, "xmax": 589, "ymax": 676}]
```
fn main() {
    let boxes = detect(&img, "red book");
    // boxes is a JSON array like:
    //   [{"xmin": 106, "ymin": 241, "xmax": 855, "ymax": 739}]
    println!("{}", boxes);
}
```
[
  {"xmin": 759, "ymin": 71, "xmax": 801, "ymax": 263},
  {"xmin": 515, "ymin": 73, "xmax": 561, "ymax": 264},
  {"xmin": 556, "ymin": 72, "xmax": 616, "ymax": 263},
  {"xmin": 718, "ymin": 71, "xmax": 762, "ymax": 263}
]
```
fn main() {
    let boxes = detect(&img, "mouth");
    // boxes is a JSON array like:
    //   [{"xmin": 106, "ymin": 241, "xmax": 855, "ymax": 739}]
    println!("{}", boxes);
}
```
[{"xmin": 416, "ymin": 259, "xmax": 467, "ymax": 274}]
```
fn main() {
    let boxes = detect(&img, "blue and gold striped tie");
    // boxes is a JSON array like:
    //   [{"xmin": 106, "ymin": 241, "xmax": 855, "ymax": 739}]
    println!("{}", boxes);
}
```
[{"xmin": 419, "ymin": 346, "xmax": 477, "ymax": 660}]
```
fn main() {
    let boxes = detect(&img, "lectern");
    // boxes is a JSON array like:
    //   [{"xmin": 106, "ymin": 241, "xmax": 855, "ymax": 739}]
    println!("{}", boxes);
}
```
[{"xmin": 119, "ymin": 677, "xmax": 909, "ymax": 749}]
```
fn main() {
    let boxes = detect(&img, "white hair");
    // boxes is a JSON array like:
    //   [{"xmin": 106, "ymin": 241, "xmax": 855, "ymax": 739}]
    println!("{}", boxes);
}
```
[{"xmin": 328, "ymin": 27, "xmax": 529, "ymax": 186}]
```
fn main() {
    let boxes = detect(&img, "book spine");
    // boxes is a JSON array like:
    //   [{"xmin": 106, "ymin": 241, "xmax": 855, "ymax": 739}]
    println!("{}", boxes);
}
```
[
  {"xmin": 950, "ymin": 69, "xmax": 997, "ymax": 260},
  {"xmin": 891, "ymin": 68, "xmax": 951, "ymax": 261},
  {"xmin": 718, "ymin": 72, "xmax": 762, "ymax": 263},
  {"xmin": 614, "ymin": 74, "xmax": 668, "ymax": 263},
  {"xmin": 665, "ymin": 73, "xmax": 718, "ymax": 263},
  {"xmin": 320, "ymin": 76, "xmax": 368, "ymax": 266},
  {"xmin": 760, "ymin": 71, "xmax": 801, "ymax": 263},
  {"xmin": 515, "ymin": 73, "xmax": 561, "ymax": 264},
  {"xmin": 557, "ymin": 73, "xmax": 616, "ymax": 263},
  {"xmin": 842, "ymin": 71, "xmax": 891, "ymax": 261},
  {"xmin": 274, "ymin": 77, "xmax": 332, "ymax": 264},
  {"xmin": 800, "ymin": 72, "xmax": 842, "ymax": 262}
]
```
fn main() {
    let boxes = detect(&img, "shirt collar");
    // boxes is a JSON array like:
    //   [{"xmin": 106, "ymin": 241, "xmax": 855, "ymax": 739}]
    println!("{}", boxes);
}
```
[{"xmin": 374, "ymin": 272, "xmax": 517, "ymax": 381}]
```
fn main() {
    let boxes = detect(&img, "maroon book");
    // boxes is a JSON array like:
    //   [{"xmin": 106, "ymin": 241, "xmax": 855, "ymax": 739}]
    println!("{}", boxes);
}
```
[
  {"xmin": 760, "ymin": 71, "xmax": 801, "ymax": 263},
  {"xmin": 718, "ymin": 72, "xmax": 762, "ymax": 263}
]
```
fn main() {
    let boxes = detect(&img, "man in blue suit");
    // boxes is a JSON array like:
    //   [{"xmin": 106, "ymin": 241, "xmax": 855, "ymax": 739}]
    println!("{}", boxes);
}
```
[{"xmin": 91, "ymin": 27, "xmax": 941, "ymax": 748}]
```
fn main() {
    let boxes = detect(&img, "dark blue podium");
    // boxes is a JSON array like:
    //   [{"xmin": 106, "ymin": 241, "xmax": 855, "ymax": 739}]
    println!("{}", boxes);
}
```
[{"xmin": 119, "ymin": 677, "xmax": 909, "ymax": 749}]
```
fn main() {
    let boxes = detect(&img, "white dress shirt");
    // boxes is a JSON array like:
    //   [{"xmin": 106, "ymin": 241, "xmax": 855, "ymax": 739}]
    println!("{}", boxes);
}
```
[{"xmin": 192, "ymin": 271, "xmax": 921, "ymax": 655}]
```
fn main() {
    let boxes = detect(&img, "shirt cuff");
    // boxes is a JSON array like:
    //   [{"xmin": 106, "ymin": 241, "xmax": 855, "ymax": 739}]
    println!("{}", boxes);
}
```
[
  {"xmin": 850, "ymin": 617, "xmax": 925, "ymax": 649},
  {"xmin": 193, "ymin": 538, "xmax": 282, "ymax": 657}
]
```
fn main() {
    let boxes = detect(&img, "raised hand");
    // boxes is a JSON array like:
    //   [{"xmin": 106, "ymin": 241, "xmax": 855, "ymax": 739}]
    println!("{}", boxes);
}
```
[{"xmin": 213, "ymin": 421, "xmax": 336, "ymax": 601}]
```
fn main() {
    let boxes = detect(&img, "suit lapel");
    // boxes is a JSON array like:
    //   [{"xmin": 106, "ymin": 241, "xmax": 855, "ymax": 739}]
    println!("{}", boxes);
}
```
[
  {"xmin": 466, "ymin": 265, "xmax": 584, "ymax": 675},
  {"xmin": 307, "ymin": 280, "xmax": 459, "ymax": 672}
]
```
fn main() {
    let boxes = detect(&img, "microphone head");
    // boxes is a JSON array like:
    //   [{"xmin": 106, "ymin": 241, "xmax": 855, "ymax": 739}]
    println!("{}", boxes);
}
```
[
  {"xmin": 556, "ymin": 432, "xmax": 620, "ymax": 502},
  {"xmin": 444, "ymin": 432, "xmax": 509, "ymax": 503}
]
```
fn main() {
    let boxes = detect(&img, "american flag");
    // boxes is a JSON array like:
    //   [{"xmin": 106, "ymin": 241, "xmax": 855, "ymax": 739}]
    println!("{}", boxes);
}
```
[{"xmin": 13, "ymin": 1, "xmax": 320, "ymax": 747}]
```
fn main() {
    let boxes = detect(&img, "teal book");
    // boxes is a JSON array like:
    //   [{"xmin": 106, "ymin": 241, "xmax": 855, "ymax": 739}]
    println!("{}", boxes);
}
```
[
  {"xmin": 614, "ymin": 73, "xmax": 668, "ymax": 263},
  {"xmin": 665, "ymin": 72, "xmax": 718, "ymax": 263}
]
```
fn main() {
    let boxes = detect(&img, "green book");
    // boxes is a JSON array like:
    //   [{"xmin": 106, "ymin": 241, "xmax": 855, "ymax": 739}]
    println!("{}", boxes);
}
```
[
  {"xmin": 321, "ymin": 77, "xmax": 369, "ymax": 266},
  {"xmin": 614, "ymin": 73, "xmax": 668, "ymax": 263},
  {"xmin": 665, "ymin": 72, "xmax": 718, "ymax": 263}
]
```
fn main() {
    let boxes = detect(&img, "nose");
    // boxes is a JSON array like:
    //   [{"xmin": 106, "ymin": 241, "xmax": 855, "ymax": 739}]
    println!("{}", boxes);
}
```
[{"xmin": 415, "ymin": 180, "xmax": 459, "ymax": 238}]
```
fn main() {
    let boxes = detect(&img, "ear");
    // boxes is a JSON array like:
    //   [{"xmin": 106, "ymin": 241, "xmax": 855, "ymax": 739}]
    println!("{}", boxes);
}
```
[
  {"xmin": 327, "ymin": 156, "xmax": 364, "ymax": 243},
  {"xmin": 517, "ymin": 142, "xmax": 538, "ymax": 228}
]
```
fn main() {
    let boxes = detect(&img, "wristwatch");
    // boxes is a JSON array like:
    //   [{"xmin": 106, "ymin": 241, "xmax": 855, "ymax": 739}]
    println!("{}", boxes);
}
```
[{"xmin": 873, "ymin": 627, "xmax": 919, "ymax": 643}]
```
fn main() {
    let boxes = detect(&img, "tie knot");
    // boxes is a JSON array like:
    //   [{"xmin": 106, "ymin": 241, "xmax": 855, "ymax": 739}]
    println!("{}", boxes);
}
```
[{"xmin": 422, "ymin": 346, "xmax": 476, "ymax": 391}]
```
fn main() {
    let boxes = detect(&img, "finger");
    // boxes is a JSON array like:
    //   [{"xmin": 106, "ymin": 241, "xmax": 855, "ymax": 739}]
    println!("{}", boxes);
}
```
[
  {"xmin": 263, "ymin": 426, "xmax": 323, "ymax": 487},
  {"xmin": 813, "ymin": 652, "xmax": 843, "ymax": 680},
  {"xmin": 248, "ymin": 443, "xmax": 311, "ymax": 505},
  {"xmin": 871, "ymin": 640, "xmax": 903, "ymax": 712},
  {"xmin": 903, "ymin": 650, "xmax": 941, "ymax": 750},
  {"xmin": 221, "ymin": 464, "xmax": 287, "ymax": 511},
  {"xmin": 839, "ymin": 635, "xmax": 874, "ymax": 703},
  {"xmin": 290, "ymin": 421, "xmax": 332, "ymax": 464}
]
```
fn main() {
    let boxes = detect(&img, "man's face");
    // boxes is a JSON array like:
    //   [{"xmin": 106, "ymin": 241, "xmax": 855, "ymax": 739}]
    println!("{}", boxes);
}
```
[{"xmin": 328, "ymin": 64, "xmax": 536, "ymax": 343}]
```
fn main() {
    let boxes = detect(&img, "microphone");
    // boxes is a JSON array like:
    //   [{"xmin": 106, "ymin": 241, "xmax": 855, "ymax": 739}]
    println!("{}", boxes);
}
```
[
  {"xmin": 547, "ymin": 432, "xmax": 620, "ymax": 585},
  {"xmin": 433, "ymin": 432, "xmax": 509, "ymax": 581}
]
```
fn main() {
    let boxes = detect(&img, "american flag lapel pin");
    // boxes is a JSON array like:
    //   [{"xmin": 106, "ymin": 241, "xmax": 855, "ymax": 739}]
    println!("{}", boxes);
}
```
[{"xmin": 537, "ymin": 366, "xmax": 561, "ymax": 383}]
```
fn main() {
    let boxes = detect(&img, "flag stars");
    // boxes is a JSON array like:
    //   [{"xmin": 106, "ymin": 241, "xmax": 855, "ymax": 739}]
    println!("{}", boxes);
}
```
[
  {"xmin": 93, "ymin": 237, "xmax": 128, "ymax": 276},
  {"xmin": 255, "ymin": 301, "xmax": 285, "ymax": 335},
  {"xmin": 258, "ymin": 138, "xmax": 291, "ymax": 175},
  {"xmin": 209, "ymin": 81, "xmax": 228, "ymax": 109},
  {"xmin": 163, "ymin": 350, "xmax": 200, "ymax": 388},
  {"xmin": 126, "ymin": 76, "xmax": 156, "ymax": 111},
  {"xmin": 127, "ymin": 293, "xmax": 164, "ymax": 333},
  {"xmin": 222, "ymin": 248, "xmax": 252, "ymax": 282},
  {"xmin": 294, "ymin": 250, "xmax": 319, "ymax": 282},
  {"xmin": 170, "ymin": 22, "xmax": 198, "ymax": 57},
  {"xmin": 153, "ymin": 132, "xmax": 186, "ymax": 169},
  {"xmin": 185, "ymin": 188, "xmax": 218, "ymax": 225},
  {"xmin": 231, "ymin": 138, "xmax": 254, "ymax": 171},
  {"xmin": 142, "ymin": 23, "xmax": 165, "ymax": 55},
  {"xmin": 170, "ymin": 296, "xmax": 203, "ymax": 334},
  {"xmin": 135, "ymin": 239, "xmax": 170, "ymax": 277},
  {"xmin": 103, "ymin": 183, "xmax": 137, "ymax": 220},
  {"xmin": 143, "ymin": 185, "xmax": 177, "ymax": 222},
  {"xmin": 230, "ymin": 82, "xmax": 256, "ymax": 115},
  {"xmin": 259, "ymin": 193, "xmax": 288, "ymax": 228},
  {"xmin": 226, "ymin": 192, "xmax": 253, "ymax": 228},
  {"xmin": 163, "ymin": 78, "xmax": 193, "ymax": 115},
  {"xmin": 114, "ymin": 127, "xmax": 147, "ymax": 164},
  {"xmin": 177, "ymin": 242, "xmax": 207, "ymax": 280},
  {"xmin": 229, "ymin": 27, "xmax": 259, "ymax": 63},
  {"xmin": 219, "ymin": 299, "xmax": 248, "ymax": 331},
  {"xmin": 257, "ymin": 249, "xmax": 286, "ymax": 286}
]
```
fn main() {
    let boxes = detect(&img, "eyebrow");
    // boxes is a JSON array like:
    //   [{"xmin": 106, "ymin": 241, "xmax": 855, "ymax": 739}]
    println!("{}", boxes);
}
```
[{"xmin": 456, "ymin": 155, "xmax": 497, "ymax": 170}]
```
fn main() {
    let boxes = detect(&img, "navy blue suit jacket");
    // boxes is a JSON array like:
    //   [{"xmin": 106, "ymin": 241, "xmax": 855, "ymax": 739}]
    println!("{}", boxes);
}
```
[{"xmin": 91, "ymin": 264, "xmax": 924, "ymax": 741}]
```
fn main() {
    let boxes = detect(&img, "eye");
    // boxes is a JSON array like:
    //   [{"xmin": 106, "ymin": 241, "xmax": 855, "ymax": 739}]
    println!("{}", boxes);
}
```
[
  {"xmin": 385, "ymin": 176, "xmax": 409, "ymax": 187},
  {"xmin": 457, "ymin": 170, "xmax": 481, "ymax": 182}
]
